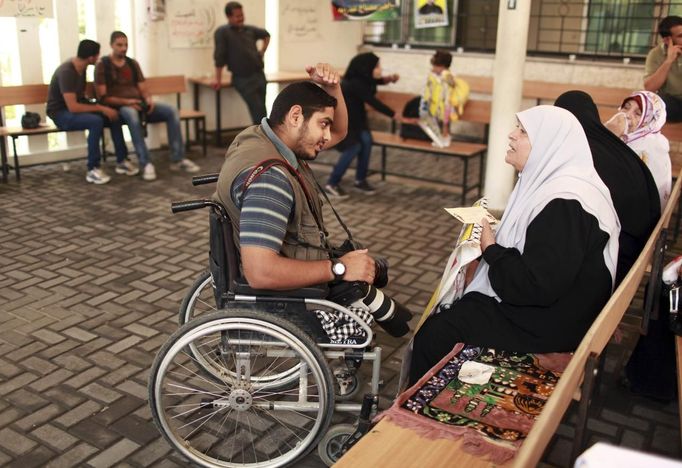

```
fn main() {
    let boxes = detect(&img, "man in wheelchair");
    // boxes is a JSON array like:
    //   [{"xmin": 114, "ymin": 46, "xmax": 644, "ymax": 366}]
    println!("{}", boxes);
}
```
[{"xmin": 213, "ymin": 62, "xmax": 412, "ymax": 341}]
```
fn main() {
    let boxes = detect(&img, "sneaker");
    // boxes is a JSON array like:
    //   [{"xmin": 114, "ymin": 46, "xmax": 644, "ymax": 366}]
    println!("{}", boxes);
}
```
[
  {"xmin": 353, "ymin": 180, "xmax": 376, "ymax": 194},
  {"xmin": 85, "ymin": 168, "xmax": 111, "ymax": 185},
  {"xmin": 115, "ymin": 160, "xmax": 140, "ymax": 176},
  {"xmin": 142, "ymin": 163, "xmax": 157, "ymax": 181},
  {"xmin": 170, "ymin": 159, "xmax": 201, "ymax": 173},
  {"xmin": 324, "ymin": 184, "xmax": 349, "ymax": 200}
]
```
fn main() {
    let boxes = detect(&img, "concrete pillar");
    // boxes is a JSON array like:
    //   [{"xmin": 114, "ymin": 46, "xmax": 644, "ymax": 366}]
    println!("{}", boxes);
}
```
[{"xmin": 484, "ymin": 0, "xmax": 532, "ymax": 211}]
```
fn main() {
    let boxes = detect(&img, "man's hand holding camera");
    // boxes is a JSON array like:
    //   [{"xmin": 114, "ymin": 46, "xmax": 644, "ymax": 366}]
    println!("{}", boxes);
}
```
[{"xmin": 337, "ymin": 249, "xmax": 376, "ymax": 284}]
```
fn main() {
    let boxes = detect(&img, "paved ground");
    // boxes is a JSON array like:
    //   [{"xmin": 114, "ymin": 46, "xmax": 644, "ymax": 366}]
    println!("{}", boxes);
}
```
[{"xmin": 0, "ymin": 143, "xmax": 680, "ymax": 467}]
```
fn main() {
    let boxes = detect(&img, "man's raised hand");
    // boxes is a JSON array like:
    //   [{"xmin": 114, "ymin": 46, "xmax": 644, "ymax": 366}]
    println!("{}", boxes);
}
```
[{"xmin": 305, "ymin": 63, "xmax": 340, "ymax": 87}]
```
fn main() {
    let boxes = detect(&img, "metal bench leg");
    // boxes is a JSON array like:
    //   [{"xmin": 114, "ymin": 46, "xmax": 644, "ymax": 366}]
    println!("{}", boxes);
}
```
[
  {"xmin": 201, "ymin": 117, "xmax": 207, "ymax": 157},
  {"xmin": 185, "ymin": 119, "xmax": 191, "ymax": 152},
  {"xmin": 215, "ymin": 88, "xmax": 222, "ymax": 147},
  {"xmin": 381, "ymin": 146, "xmax": 387, "ymax": 181},
  {"xmin": 570, "ymin": 352, "xmax": 599, "ymax": 464},
  {"xmin": 1, "ymin": 137, "xmax": 8, "ymax": 183},
  {"xmin": 11, "ymin": 136, "xmax": 20, "ymax": 181}
]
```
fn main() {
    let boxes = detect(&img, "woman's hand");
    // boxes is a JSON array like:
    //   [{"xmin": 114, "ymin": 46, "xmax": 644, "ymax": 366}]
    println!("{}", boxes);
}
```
[
  {"xmin": 604, "ymin": 112, "xmax": 628, "ymax": 138},
  {"xmin": 464, "ymin": 259, "xmax": 480, "ymax": 286},
  {"xmin": 479, "ymin": 218, "xmax": 496, "ymax": 252}
]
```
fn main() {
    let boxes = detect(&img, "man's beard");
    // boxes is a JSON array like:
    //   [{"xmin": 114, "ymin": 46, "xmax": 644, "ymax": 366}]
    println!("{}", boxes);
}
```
[{"xmin": 291, "ymin": 126, "xmax": 321, "ymax": 161}]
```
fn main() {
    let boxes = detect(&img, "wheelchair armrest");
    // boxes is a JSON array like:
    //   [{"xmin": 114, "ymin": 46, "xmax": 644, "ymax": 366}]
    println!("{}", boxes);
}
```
[{"xmin": 233, "ymin": 278, "xmax": 329, "ymax": 299}]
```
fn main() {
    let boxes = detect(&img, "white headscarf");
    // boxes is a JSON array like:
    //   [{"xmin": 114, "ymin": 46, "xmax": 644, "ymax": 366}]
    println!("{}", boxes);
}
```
[{"xmin": 465, "ymin": 105, "xmax": 620, "ymax": 300}]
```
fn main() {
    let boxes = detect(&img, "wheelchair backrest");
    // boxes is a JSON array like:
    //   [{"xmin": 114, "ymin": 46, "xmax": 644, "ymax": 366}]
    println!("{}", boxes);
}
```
[{"xmin": 208, "ymin": 208, "xmax": 241, "ymax": 307}]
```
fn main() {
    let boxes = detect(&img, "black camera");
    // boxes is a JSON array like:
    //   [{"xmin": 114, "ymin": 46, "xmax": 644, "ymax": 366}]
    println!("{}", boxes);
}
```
[
  {"xmin": 336, "ymin": 238, "xmax": 389, "ymax": 288},
  {"xmin": 330, "ymin": 239, "xmax": 412, "ymax": 337},
  {"xmin": 138, "ymin": 100, "xmax": 150, "ymax": 137}
]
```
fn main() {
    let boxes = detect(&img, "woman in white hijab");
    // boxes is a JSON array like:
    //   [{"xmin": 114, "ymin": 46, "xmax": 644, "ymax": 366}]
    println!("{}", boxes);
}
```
[
  {"xmin": 605, "ymin": 90, "xmax": 671, "ymax": 210},
  {"xmin": 409, "ymin": 106, "xmax": 620, "ymax": 385}
]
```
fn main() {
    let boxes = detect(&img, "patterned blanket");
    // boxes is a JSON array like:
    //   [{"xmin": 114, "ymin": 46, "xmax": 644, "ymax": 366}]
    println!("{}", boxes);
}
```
[{"xmin": 379, "ymin": 344, "xmax": 572, "ymax": 463}]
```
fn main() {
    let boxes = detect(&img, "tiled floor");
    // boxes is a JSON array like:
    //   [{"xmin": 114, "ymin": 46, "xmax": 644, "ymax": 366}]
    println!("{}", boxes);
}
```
[{"xmin": 0, "ymin": 144, "xmax": 679, "ymax": 467}]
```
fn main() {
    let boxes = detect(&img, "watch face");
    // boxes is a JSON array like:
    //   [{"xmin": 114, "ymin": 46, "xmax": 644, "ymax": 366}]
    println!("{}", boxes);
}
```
[{"xmin": 333, "ymin": 261, "xmax": 346, "ymax": 275}]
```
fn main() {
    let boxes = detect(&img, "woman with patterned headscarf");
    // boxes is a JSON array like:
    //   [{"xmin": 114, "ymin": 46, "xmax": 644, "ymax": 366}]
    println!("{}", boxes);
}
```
[
  {"xmin": 605, "ymin": 90, "xmax": 672, "ymax": 209},
  {"xmin": 409, "ymin": 106, "xmax": 620, "ymax": 385},
  {"xmin": 324, "ymin": 52, "xmax": 401, "ymax": 198}
]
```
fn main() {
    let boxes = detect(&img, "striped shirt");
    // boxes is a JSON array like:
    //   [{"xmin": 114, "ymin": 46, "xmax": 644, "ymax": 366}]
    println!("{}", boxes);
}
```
[{"xmin": 231, "ymin": 166, "xmax": 294, "ymax": 252}]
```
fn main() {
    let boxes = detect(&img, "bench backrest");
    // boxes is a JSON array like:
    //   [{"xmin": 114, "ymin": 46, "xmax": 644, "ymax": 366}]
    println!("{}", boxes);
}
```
[
  {"xmin": 144, "ymin": 75, "xmax": 187, "ymax": 96},
  {"xmin": 0, "ymin": 82, "xmax": 96, "ymax": 108},
  {"xmin": 0, "ymin": 84, "xmax": 49, "ymax": 107},
  {"xmin": 513, "ymin": 168, "xmax": 682, "ymax": 467},
  {"xmin": 373, "ymin": 90, "xmax": 491, "ymax": 126}
]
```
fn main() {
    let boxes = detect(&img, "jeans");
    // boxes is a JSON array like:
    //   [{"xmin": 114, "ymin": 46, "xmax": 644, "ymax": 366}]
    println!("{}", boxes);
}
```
[
  {"xmin": 328, "ymin": 130, "xmax": 372, "ymax": 186},
  {"xmin": 118, "ymin": 102, "xmax": 184, "ymax": 166},
  {"xmin": 51, "ymin": 110, "xmax": 127, "ymax": 171},
  {"xmin": 233, "ymin": 71, "xmax": 267, "ymax": 125}
]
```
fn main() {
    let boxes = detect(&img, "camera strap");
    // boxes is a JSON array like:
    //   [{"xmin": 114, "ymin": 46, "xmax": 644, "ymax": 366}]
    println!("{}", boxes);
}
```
[{"xmin": 243, "ymin": 158, "xmax": 356, "ymax": 256}]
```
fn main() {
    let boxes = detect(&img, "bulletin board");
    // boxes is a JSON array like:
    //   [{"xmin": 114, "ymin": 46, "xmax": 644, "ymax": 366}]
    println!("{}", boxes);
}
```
[
  {"xmin": 281, "ymin": 0, "xmax": 322, "ymax": 43},
  {"xmin": 166, "ymin": 0, "xmax": 217, "ymax": 48},
  {"xmin": 0, "ymin": 0, "xmax": 53, "ymax": 17}
]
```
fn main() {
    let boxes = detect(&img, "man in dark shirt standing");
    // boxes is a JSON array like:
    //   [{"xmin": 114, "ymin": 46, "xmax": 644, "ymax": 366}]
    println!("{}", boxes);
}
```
[
  {"xmin": 212, "ymin": 1, "xmax": 271, "ymax": 125},
  {"xmin": 46, "ymin": 39, "xmax": 126, "ymax": 185}
]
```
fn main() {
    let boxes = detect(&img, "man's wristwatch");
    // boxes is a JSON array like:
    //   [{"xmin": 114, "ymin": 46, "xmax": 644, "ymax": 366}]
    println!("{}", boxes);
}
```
[{"xmin": 331, "ymin": 258, "xmax": 346, "ymax": 281}]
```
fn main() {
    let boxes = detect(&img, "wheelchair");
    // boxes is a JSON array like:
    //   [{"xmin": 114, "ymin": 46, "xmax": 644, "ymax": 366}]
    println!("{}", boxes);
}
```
[{"xmin": 148, "ymin": 174, "xmax": 384, "ymax": 467}]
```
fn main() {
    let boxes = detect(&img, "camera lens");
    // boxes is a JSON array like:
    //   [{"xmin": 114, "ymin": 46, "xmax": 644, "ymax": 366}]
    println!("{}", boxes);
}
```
[{"xmin": 373, "ymin": 257, "xmax": 389, "ymax": 288}]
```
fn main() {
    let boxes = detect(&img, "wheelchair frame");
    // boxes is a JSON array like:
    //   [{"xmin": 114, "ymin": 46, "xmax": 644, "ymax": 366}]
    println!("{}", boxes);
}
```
[{"xmin": 148, "ymin": 173, "xmax": 385, "ymax": 467}]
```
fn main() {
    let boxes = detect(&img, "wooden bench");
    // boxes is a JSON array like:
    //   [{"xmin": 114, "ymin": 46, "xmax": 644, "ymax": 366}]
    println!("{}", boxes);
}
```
[
  {"xmin": 336, "ymin": 169, "xmax": 682, "ymax": 468},
  {"xmin": 370, "ymin": 90, "xmax": 490, "ymax": 205},
  {"xmin": 460, "ymin": 73, "xmax": 682, "ymax": 154},
  {"xmin": 143, "ymin": 75, "xmax": 206, "ymax": 157},
  {"xmin": 0, "ymin": 75, "xmax": 205, "ymax": 182},
  {"xmin": 0, "ymin": 83, "xmax": 99, "ymax": 182}
]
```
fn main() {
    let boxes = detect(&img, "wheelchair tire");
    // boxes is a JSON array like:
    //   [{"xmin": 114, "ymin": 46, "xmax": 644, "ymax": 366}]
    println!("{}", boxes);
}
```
[
  {"xmin": 149, "ymin": 308, "xmax": 335, "ymax": 468},
  {"xmin": 178, "ymin": 270, "xmax": 215, "ymax": 326},
  {"xmin": 317, "ymin": 423, "xmax": 356, "ymax": 466},
  {"xmin": 179, "ymin": 271, "xmax": 304, "ymax": 392}
]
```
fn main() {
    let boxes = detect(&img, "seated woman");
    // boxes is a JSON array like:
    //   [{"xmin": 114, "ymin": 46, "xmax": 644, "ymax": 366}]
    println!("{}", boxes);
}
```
[
  {"xmin": 409, "ymin": 106, "xmax": 620, "ymax": 385},
  {"xmin": 604, "ymin": 90, "xmax": 671, "ymax": 210},
  {"xmin": 555, "ymin": 91, "xmax": 661, "ymax": 286}
]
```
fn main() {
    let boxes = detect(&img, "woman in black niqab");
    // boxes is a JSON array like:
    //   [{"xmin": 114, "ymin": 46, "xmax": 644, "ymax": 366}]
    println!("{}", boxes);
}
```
[{"xmin": 555, "ymin": 90, "xmax": 660, "ymax": 286}]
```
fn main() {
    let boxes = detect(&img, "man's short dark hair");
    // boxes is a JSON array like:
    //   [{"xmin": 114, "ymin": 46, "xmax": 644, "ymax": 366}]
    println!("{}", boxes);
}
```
[
  {"xmin": 431, "ymin": 50, "xmax": 452, "ymax": 68},
  {"xmin": 225, "ymin": 1, "xmax": 242, "ymax": 16},
  {"xmin": 77, "ymin": 39, "xmax": 100, "ymax": 59},
  {"xmin": 659, "ymin": 16, "xmax": 682, "ymax": 38},
  {"xmin": 110, "ymin": 31, "xmax": 127, "ymax": 44},
  {"xmin": 269, "ymin": 81, "xmax": 337, "ymax": 127}
]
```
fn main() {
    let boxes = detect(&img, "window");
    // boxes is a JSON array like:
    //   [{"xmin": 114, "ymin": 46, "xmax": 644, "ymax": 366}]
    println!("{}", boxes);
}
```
[{"xmin": 363, "ymin": 0, "xmax": 682, "ymax": 61}]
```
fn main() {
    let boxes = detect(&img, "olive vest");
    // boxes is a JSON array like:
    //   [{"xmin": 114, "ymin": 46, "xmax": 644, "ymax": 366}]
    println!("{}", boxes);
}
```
[{"xmin": 214, "ymin": 125, "xmax": 329, "ymax": 261}]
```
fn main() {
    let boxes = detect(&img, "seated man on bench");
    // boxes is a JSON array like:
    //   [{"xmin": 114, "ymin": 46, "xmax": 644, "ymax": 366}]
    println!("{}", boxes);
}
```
[
  {"xmin": 95, "ymin": 30, "xmax": 200, "ymax": 181},
  {"xmin": 213, "ymin": 63, "xmax": 412, "ymax": 340},
  {"xmin": 46, "ymin": 39, "xmax": 126, "ymax": 185}
]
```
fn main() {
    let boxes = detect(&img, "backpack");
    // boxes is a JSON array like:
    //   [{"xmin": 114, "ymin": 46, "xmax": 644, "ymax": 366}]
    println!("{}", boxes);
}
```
[
  {"xmin": 399, "ymin": 96, "xmax": 431, "ymax": 141},
  {"xmin": 100, "ymin": 56, "xmax": 139, "ymax": 90}
]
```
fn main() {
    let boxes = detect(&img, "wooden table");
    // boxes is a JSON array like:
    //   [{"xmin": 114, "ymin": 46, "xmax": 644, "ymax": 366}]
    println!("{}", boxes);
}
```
[
  {"xmin": 334, "ymin": 418, "xmax": 510, "ymax": 468},
  {"xmin": 188, "ymin": 71, "xmax": 308, "ymax": 146}
]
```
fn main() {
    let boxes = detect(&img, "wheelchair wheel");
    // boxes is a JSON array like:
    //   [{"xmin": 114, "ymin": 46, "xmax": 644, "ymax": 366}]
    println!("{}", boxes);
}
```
[
  {"xmin": 317, "ymin": 423, "xmax": 356, "ymax": 466},
  {"xmin": 179, "ymin": 272, "xmax": 304, "ymax": 391},
  {"xmin": 150, "ymin": 309, "xmax": 335, "ymax": 468},
  {"xmin": 178, "ymin": 270, "xmax": 215, "ymax": 326}
]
